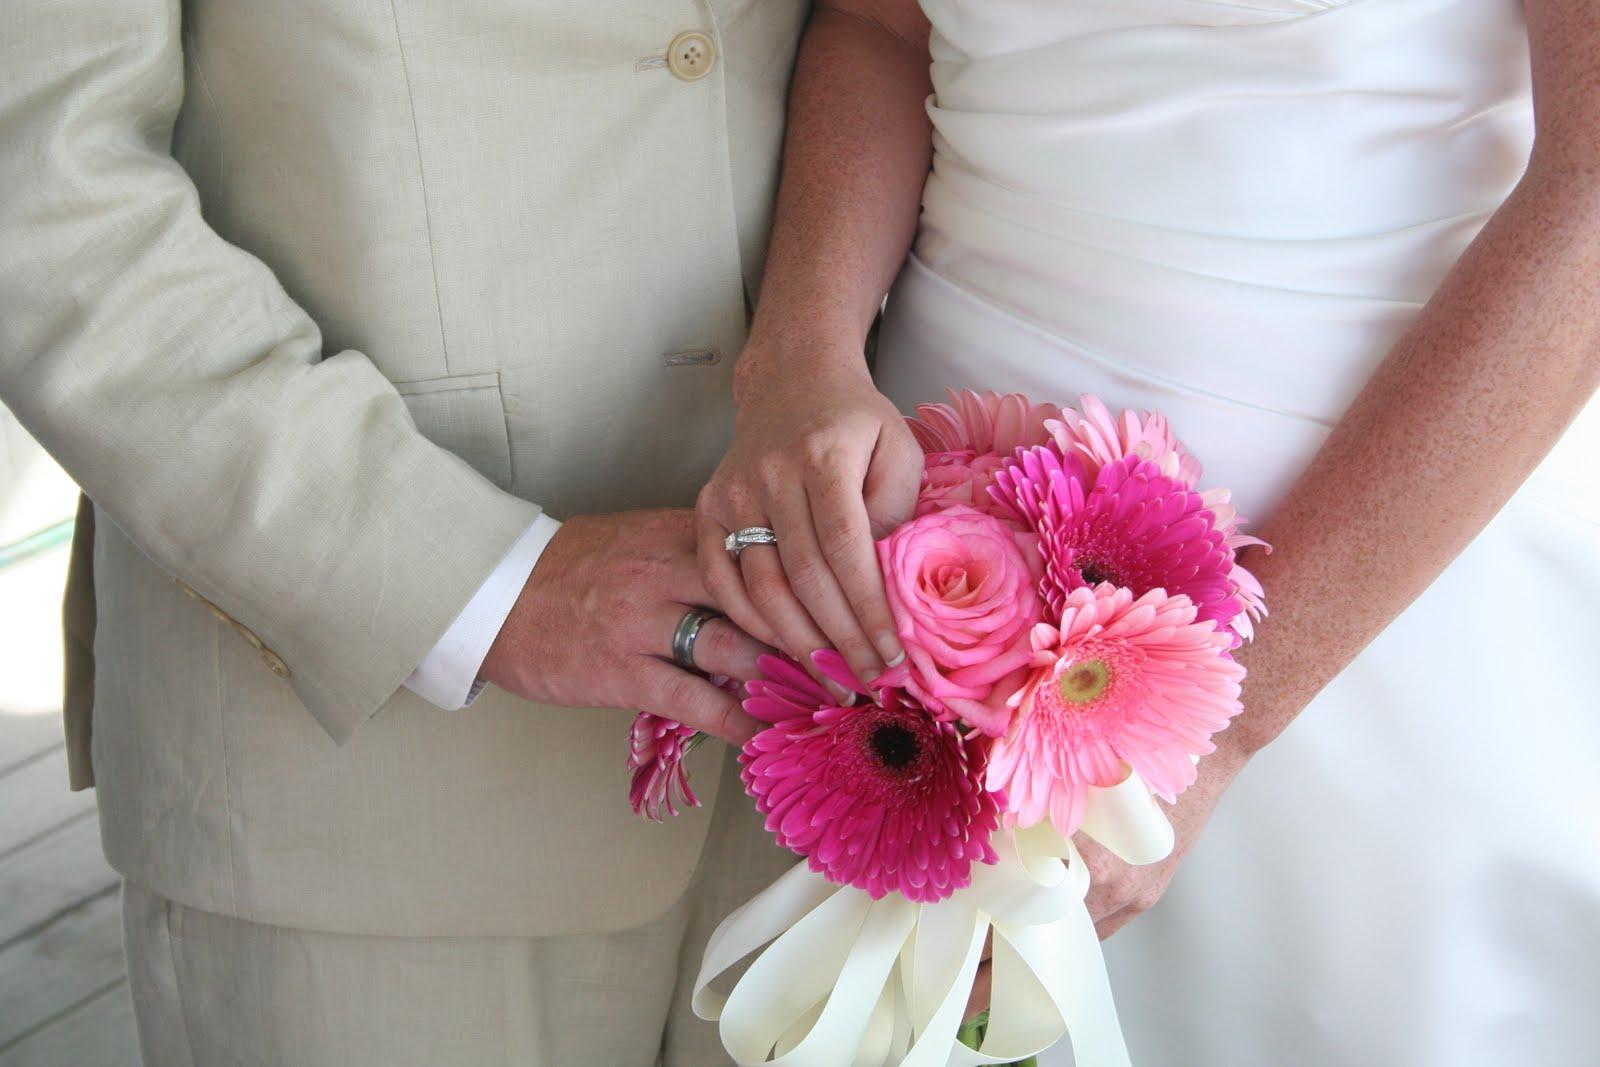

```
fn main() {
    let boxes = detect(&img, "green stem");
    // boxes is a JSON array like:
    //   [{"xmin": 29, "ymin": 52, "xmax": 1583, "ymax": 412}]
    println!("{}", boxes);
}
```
[{"xmin": 955, "ymin": 1009, "xmax": 1040, "ymax": 1065}]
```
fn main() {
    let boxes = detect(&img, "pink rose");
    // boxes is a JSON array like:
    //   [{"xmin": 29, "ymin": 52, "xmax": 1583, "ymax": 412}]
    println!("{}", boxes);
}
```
[
  {"xmin": 876, "ymin": 505, "xmax": 1043, "ymax": 736},
  {"xmin": 914, "ymin": 450, "xmax": 1015, "ymax": 523}
]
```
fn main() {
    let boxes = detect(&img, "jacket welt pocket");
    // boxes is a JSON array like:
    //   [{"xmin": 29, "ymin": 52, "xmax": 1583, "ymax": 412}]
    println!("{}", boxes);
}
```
[{"xmin": 393, "ymin": 372, "xmax": 514, "ymax": 491}]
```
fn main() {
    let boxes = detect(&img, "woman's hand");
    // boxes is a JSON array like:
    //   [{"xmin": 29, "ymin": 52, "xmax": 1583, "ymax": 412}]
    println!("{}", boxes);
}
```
[
  {"xmin": 697, "ymin": 348, "xmax": 923, "ymax": 689},
  {"xmin": 688, "ymin": 0, "xmax": 933, "ymax": 691},
  {"xmin": 961, "ymin": 736, "xmax": 1252, "ymax": 1028},
  {"xmin": 1075, "ymin": 738, "xmax": 1250, "ymax": 939}
]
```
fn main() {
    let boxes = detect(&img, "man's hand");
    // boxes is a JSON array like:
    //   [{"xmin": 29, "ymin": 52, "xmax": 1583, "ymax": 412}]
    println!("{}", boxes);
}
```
[
  {"xmin": 481, "ymin": 509, "xmax": 771, "ymax": 744},
  {"xmin": 696, "ymin": 353, "xmax": 923, "ymax": 690}
]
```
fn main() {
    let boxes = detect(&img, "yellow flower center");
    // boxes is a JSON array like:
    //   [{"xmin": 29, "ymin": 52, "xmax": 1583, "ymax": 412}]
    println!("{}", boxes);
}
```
[{"xmin": 1058, "ymin": 658, "xmax": 1111, "ymax": 706}]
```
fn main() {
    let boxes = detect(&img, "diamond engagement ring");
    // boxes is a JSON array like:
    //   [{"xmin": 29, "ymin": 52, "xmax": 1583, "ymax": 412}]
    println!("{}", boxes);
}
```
[
  {"xmin": 672, "ymin": 606, "xmax": 722, "ymax": 671},
  {"xmin": 723, "ymin": 526, "xmax": 778, "ymax": 558}
]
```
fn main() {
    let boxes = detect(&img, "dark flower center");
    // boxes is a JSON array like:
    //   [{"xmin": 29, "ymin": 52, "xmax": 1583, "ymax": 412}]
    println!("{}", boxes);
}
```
[
  {"xmin": 869, "ymin": 723, "xmax": 921, "ymax": 771},
  {"xmin": 1075, "ymin": 556, "xmax": 1120, "ymax": 587}
]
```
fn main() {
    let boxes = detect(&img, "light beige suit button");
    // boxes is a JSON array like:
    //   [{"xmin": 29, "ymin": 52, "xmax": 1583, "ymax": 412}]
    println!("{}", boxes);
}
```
[
  {"xmin": 667, "ymin": 31, "xmax": 715, "ymax": 81},
  {"xmin": 260, "ymin": 648, "xmax": 291, "ymax": 679}
]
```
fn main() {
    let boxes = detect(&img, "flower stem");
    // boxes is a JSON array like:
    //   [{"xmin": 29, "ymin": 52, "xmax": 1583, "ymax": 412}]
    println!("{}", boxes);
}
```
[{"xmin": 955, "ymin": 1009, "xmax": 1039, "ymax": 1065}]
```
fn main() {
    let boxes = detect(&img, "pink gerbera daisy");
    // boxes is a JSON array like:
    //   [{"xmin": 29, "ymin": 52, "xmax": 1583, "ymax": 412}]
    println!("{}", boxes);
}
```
[
  {"xmin": 989, "ymin": 585, "xmax": 1245, "ymax": 838},
  {"xmin": 907, "ymin": 388, "xmax": 1063, "ymax": 457},
  {"xmin": 1200, "ymin": 486, "xmax": 1271, "ymax": 642},
  {"xmin": 740, "ymin": 653, "xmax": 1000, "ymax": 903},
  {"xmin": 997, "ymin": 449, "xmax": 1247, "ymax": 638},
  {"xmin": 1049, "ymin": 394, "xmax": 1203, "ymax": 487},
  {"xmin": 908, "ymin": 390, "xmax": 1064, "ymax": 525},
  {"xmin": 627, "ymin": 713, "xmax": 701, "ymax": 821}
]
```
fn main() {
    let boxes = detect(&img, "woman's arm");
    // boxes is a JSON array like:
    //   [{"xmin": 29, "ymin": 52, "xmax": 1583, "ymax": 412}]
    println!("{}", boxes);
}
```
[
  {"xmin": 696, "ymin": 1, "xmax": 933, "ymax": 688},
  {"xmin": 738, "ymin": 2, "xmax": 933, "ymax": 366},
  {"xmin": 1084, "ymin": 0, "xmax": 1600, "ymax": 936},
  {"xmin": 1223, "ymin": 0, "xmax": 1600, "ymax": 758}
]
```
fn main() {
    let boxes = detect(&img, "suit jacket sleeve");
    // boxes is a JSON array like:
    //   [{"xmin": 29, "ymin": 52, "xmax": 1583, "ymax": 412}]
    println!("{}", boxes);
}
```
[{"xmin": 0, "ymin": 1, "xmax": 544, "ymax": 741}]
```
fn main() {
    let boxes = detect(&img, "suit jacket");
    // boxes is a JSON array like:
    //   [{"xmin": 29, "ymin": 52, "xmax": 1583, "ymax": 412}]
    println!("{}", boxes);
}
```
[{"xmin": 0, "ymin": 0, "xmax": 808, "ymax": 937}]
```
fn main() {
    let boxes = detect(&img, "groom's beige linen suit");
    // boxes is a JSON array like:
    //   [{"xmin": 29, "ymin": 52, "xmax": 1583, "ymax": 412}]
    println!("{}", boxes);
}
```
[{"xmin": 0, "ymin": 1, "xmax": 807, "ymax": 1063}]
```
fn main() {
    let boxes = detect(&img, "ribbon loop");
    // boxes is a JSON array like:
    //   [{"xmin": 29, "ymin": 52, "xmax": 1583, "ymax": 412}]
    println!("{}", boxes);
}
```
[{"xmin": 694, "ymin": 772, "xmax": 1172, "ymax": 1066}]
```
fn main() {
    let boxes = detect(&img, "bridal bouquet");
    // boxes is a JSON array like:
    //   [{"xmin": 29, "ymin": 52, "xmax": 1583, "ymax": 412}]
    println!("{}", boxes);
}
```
[{"xmin": 629, "ymin": 391, "xmax": 1266, "ymax": 1066}]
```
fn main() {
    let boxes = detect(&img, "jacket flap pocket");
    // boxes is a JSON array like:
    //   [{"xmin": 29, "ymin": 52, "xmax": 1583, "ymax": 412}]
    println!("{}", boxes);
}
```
[{"xmin": 393, "ymin": 373, "xmax": 513, "ymax": 491}]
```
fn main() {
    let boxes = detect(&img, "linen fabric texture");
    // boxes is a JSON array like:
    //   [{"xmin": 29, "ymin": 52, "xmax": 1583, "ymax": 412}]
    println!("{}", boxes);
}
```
[
  {"xmin": 0, "ymin": 0, "xmax": 807, "ymax": 939},
  {"xmin": 121, "ymin": 755, "xmax": 794, "ymax": 1067}
]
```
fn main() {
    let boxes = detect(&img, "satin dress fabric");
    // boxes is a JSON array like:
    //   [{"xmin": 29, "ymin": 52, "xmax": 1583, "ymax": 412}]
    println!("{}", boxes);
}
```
[{"xmin": 876, "ymin": 1, "xmax": 1600, "ymax": 1064}]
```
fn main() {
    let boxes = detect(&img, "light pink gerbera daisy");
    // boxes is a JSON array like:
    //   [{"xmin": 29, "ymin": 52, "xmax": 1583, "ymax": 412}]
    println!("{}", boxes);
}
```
[
  {"xmin": 1200, "ymin": 486, "xmax": 1271, "ymax": 641},
  {"xmin": 989, "ymin": 585, "xmax": 1245, "ymax": 838},
  {"xmin": 907, "ymin": 388, "xmax": 1063, "ymax": 457},
  {"xmin": 627, "ymin": 713, "xmax": 701, "ymax": 821},
  {"xmin": 996, "ymin": 449, "xmax": 1249, "ymax": 639},
  {"xmin": 1049, "ymin": 394, "xmax": 1203, "ymax": 487},
  {"xmin": 908, "ymin": 390, "xmax": 1064, "ymax": 524},
  {"xmin": 740, "ymin": 652, "xmax": 1000, "ymax": 903}
]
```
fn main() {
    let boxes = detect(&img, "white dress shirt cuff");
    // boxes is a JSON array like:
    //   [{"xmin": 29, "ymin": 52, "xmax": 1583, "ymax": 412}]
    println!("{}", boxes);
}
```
[{"xmin": 404, "ymin": 513, "xmax": 562, "ymax": 710}]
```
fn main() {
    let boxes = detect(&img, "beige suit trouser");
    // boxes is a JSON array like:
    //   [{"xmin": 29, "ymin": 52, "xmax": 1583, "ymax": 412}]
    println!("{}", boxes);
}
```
[{"xmin": 122, "ymin": 756, "xmax": 791, "ymax": 1067}]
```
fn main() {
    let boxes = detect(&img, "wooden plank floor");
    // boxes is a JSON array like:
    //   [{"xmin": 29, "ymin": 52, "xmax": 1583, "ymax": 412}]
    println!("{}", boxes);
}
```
[
  {"xmin": 0, "ymin": 710, "xmax": 139, "ymax": 1066},
  {"xmin": 2, "ymin": 418, "xmax": 137, "ymax": 1064}
]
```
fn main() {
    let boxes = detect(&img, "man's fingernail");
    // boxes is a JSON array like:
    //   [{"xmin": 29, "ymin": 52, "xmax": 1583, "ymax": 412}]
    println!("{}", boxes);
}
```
[{"xmin": 876, "ymin": 634, "xmax": 905, "ymax": 668}]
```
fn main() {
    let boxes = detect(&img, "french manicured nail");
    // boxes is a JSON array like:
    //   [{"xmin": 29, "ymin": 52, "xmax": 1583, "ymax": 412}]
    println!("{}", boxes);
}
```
[
  {"xmin": 824, "ymin": 679, "xmax": 857, "ymax": 706},
  {"xmin": 876, "ymin": 633, "xmax": 906, "ymax": 668}
]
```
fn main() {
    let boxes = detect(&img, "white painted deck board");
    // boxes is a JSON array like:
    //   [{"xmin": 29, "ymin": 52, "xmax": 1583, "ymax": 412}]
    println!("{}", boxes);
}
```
[
  {"xmin": 0, "ymin": 813, "xmax": 118, "ymax": 949},
  {"xmin": 0, "ymin": 715, "xmax": 66, "ymax": 778},
  {"xmin": 0, "ymin": 887, "xmax": 125, "ymax": 1050},
  {"xmin": 0, "ymin": 710, "xmax": 135, "ymax": 1064},
  {"xmin": 0, "ymin": 746, "xmax": 97, "ymax": 859},
  {"xmin": 0, "ymin": 980, "xmax": 139, "ymax": 1067}
]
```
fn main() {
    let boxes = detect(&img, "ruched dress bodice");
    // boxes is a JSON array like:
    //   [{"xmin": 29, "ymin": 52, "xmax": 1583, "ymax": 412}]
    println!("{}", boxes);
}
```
[{"xmin": 917, "ymin": 0, "xmax": 1533, "ymax": 417}]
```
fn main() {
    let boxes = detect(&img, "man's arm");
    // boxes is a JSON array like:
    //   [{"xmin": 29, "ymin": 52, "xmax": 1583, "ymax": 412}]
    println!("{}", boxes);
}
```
[
  {"xmin": 0, "ymin": 1, "xmax": 547, "ymax": 739},
  {"xmin": 0, "ymin": 2, "xmax": 775, "ymax": 743},
  {"xmin": 406, "ymin": 514, "xmax": 562, "ymax": 710}
]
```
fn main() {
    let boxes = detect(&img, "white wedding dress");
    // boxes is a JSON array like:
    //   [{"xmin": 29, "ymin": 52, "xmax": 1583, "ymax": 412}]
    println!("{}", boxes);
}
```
[{"xmin": 875, "ymin": 1, "xmax": 1600, "ymax": 1064}]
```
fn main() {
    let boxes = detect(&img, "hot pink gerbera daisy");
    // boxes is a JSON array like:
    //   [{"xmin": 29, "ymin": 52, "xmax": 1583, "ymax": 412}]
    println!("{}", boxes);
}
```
[
  {"xmin": 997, "ymin": 449, "xmax": 1248, "ymax": 638},
  {"xmin": 740, "ymin": 652, "xmax": 1000, "ymax": 903},
  {"xmin": 627, "ymin": 713, "xmax": 701, "ymax": 821},
  {"xmin": 989, "ymin": 585, "xmax": 1245, "ymax": 838}
]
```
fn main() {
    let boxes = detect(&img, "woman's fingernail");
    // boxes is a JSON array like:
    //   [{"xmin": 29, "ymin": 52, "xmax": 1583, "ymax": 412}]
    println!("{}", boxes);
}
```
[
  {"xmin": 824, "ymin": 679, "xmax": 857, "ymax": 706},
  {"xmin": 876, "ymin": 634, "xmax": 906, "ymax": 668}
]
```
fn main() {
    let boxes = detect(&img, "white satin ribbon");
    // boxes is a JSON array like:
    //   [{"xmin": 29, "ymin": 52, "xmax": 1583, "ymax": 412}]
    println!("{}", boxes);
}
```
[{"xmin": 694, "ymin": 771, "xmax": 1174, "ymax": 1066}]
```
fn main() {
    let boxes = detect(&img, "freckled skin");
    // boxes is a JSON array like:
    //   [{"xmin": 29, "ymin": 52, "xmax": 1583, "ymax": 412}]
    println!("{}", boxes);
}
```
[{"xmin": 743, "ymin": 0, "xmax": 1600, "ymax": 1020}]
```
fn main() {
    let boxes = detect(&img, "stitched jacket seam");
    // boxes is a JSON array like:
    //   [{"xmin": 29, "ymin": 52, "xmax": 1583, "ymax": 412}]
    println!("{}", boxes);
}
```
[{"xmin": 388, "ymin": 2, "xmax": 454, "ymax": 375}]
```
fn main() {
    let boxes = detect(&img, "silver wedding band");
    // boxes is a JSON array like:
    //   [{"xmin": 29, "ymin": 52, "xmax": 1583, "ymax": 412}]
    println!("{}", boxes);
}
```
[
  {"xmin": 723, "ymin": 526, "xmax": 778, "ymax": 558},
  {"xmin": 672, "ymin": 606, "xmax": 722, "ymax": 671}
]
